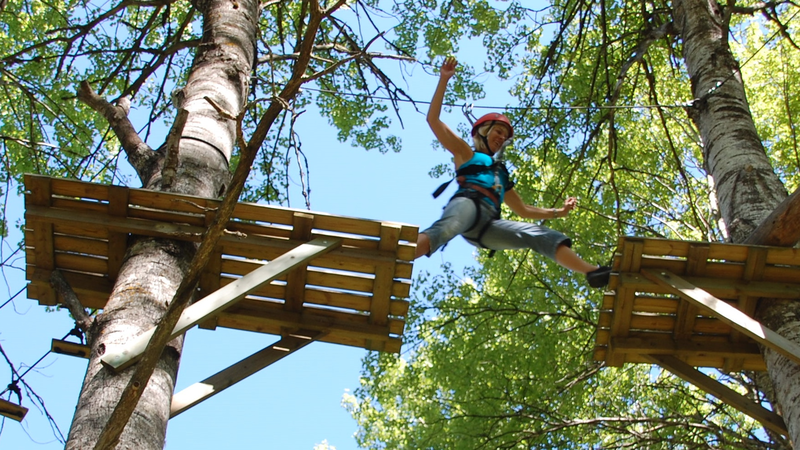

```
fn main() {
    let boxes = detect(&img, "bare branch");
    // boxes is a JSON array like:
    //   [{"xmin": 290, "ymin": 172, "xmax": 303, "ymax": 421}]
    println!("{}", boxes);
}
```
[
  {"xmin": 49, "ymin": 270, "xmax": 94, "ymax": 342},
  {"xmin": 161, "ymin": 108, "xmax": 189, "ymax": 190},
  {"xmin": 76, "ymin": 81, "xmax": 155, "ymax": 179}
]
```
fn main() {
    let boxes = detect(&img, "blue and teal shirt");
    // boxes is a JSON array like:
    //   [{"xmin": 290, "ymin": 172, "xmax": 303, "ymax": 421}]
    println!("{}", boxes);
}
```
[{"xmin": 454, "ymin": 151, "xmax": 515, "ymax": 208}]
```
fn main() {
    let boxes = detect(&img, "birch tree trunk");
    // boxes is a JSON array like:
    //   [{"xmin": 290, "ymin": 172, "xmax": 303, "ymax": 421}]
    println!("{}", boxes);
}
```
[
  {"xmin": 673, "ymin": 0, "xmax": 800, "ymax": 445},
  {"xmin": 65, "ymin": 0, "xmax": 258, "ymax": 447}
]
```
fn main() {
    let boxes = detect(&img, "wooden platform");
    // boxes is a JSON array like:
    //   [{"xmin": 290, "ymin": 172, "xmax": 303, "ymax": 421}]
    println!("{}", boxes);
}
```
[
  {"xmin": 594, "ymin": 236, "xmax": 800, "ymax": 371},
  {"xmin": 24, "ymin": 174, "xmax": 418, "ymax": 353}
]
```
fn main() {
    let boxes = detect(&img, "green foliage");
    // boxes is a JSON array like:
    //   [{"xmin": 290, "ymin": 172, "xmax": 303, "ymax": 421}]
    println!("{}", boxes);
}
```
[
  {"xmin": 349, "ymin": 1, "xmax": 800, "ymax": 449},
  {"xmin": 349, "ymin": 266, "xmax": 767, "ymax": 449},
  {"xmin": 735, "ymin": 21, "xmax": 800, "ymax": 192}
]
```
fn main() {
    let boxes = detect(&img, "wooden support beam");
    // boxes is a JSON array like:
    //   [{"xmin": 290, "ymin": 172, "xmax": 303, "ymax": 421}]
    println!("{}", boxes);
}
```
[
  {"xmin": 101, "ymin": 237, "xmax": 342, "ymax": 372},
  {"xmin": 674, "ymin": 244, "xmax": 708, "ymax": 340},
  {"xmin": 170, "ymin": 330, "xmax": 325, "ymax": 418},
  {"xmin": 744, "ymin": 186, "xmax": 800, "ymax": 246},
  {"xmin": 0, "ymin": 399, "xmax": 28, "ymax": 421},
  {"xmin": 641, "ymin": 269, "xmax": 800, "ymax": 367},
  {"xmin": 608, "ymin": 239, "xmax": 643, "ymax": 366},
  {"xmin": 645, "ymin": 354, "xmax": 787, "ymax": 436},
  {"xmin": 51, "ymin": 338, "xmax": 91, "ymax": 359},
  {"xmin": 727, "ymin": 247, "xmax": 768, "ymax": 371},
  {"xmin": 611, "ymin": 336, "xmax": 761, "ymax": 359},
  {"xmin": 107, "ymin": 185, "xmax": 130, "ymax": 281},
  {"xmin": 615, "ymin": 272, "xmax": 800, "ymax": 299},
  {"xmin": 284, "ymin": 213, "xmax": 314, "ymax": 313},
  {"xmin": 371, "ymin": 224, "xmax": 400, "ymax": 326}
]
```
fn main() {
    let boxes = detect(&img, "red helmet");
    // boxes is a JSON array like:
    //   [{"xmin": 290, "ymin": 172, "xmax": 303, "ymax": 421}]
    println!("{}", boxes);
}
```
[{"xmin": 471, "ymin": 113, "xmax": 513, "ymax": 138}]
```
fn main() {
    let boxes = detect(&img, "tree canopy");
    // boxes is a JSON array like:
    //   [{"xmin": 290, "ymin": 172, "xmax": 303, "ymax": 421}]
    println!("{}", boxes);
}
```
[
  {"xmin": 348, "ymin": 0, "xmax": 800, "ymax": 448},
  {"xmin": 2, "ymin": 0, "xmax": 800, "ymax": 447}
]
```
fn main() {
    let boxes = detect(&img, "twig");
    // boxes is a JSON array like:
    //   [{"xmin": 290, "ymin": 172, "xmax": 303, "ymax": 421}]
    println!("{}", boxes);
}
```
[{"xmin": 49, "ymin": 270, "xmax": 94, "ymax": 341}]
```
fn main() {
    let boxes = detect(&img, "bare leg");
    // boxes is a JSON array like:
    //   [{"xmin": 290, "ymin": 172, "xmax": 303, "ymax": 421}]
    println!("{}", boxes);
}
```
[
  {"xmin": 415, "ymin": 232, "xmax": 431, "ymax": 259},
  {"xmin": 554, "ymin": 244, "xmax": 598, "ymax": 274}
]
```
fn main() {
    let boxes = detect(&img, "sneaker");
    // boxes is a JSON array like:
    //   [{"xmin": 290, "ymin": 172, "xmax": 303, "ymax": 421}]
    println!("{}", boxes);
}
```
[{"xmin": 586, "ymin": 266, "xmax": 611, "ymax": 288}]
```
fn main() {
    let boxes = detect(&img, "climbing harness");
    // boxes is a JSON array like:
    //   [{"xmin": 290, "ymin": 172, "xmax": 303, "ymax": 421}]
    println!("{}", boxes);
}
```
[{"xmin": 431, "ymin": 153, "xmax": 515, "ymax": 256}]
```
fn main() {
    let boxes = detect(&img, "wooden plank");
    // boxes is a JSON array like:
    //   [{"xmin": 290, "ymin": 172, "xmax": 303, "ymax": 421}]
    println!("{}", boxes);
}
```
[
  {"xmin": 675, "ymin": 244, "xmax": 708, "ymax": 340},
  {"xmin": 609, "ymin": 286, "xmax": 635, "ymax": 367},
  {"xmin": 739, "ymin": 247, "xmax": 767, "ymax": 317},
  {"xmin": 611, "ymin": 336, "xmax": 761, "ymax": 358},
  {"xmin": 228, "ymin": 297, "xmax": 407, "ymax": 335},
  {"xmin": 231, "ymin": 201, "xmax": 295, "ymax": 226},
  {"xmin": 629, "ymin": 353, "xmax": 766, "ymax": 370},
  {"xmin": 646, "ymin": 354, "xmax": 787, "ymax": 436},
  {"xmin": 616, "ymin": 271, "xmax": 800, "ymax": 300},
  {"xmin": 51, "ymin": 196, "xmax": 108, "ymax": 214},
  {"xmin": 107, "ymin": 185, "xmax": 130, "ymax": 281},
  {"xmin": 101, "ymin": 237, "xmax": 342, "ymax": 372},
  {"xmin": 208, "ymin": 316, "xmax": 399, "ymax": 351},
  {"xmin": 51, "ymin": 339, "xmax": 91, "ymax": 358},
  {"xmin": 306, "ymin": 269, "xmax": 374, "ymax": 293},
  {"xmin": 31, "ymin": 200, "xmax": 415, "ymax": 279},
  {"xmin": 640, "ymin": 238, "xmax": 692, "ymax": 258},
  {"xmin": 0, "ymin": 399, "xmax": 28, "ymax": 421},
  {"xmin": 26, "ymin": 174, "xmax": 52, "ymax": 207},
  {"xmin": 631, "ymin": 295, "xmax": 679, "ymax": 314},
  {"xmin": 54, "ymin": 235, "xmax": 108, "ymax": 258},
  {"xmin": 370, "ymin": 224, "xmax": 400, "ymax": 326},
  {"xmin": 170, "ymin": 330, "xmax": 324, "ymax": 418},
  {"xmin": 764, "ymin": 246, "xmax": 800, "ymax": 266},
  {"xmin": 31, "ymin": 221, "xmax": 56, "ymax": 305},
  {"xmin": 27, "ymin": 205, "xmax": 205, "ymax": 242},
  {"xmin": 49, "ymin": 176, "xmax": 110, "ymax": 201},
  {"xmin": 55, "ymin": 252, "xmax": 108, "ymax": 275},
  {"xmin": 313, "ymin": 214, "xmax": 382, "ymax": 238},
  {"xmin": 366, "ymin": 224, "xmax": 401, "ymax": 349},
  {"xmin": 213, "ymin": 307, "xmax": 403, "ymax": 348},
  {"xmin": 127, "ymin": 189, "xmax": 217, "ymax": 216},
  {"xmin": 28, "ymin": 178, "xmax": 55, "ymax": 293},
  {"xmin": 608, "ymin": 239, "xmax": 642, "ymax": 366},
  {"xmin": 284, "ymin": 213, "xmax": 314, "ymax": 312},
  {"xmin": 727, "ymin": 247, "xmax": 768, "ymax": 372},
  {"xmin": 642, "ymin": 269, "xmax": 800, "ymax": 367}
]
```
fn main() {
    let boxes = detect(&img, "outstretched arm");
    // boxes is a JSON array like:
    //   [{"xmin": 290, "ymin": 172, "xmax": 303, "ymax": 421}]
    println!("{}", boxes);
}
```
[
  {"xmin": 427, "ymin": 57, "xmax": 473, "ymax": 167},
  {"xmin": 505, "ymin": 191, "xmax": 577, "ymax": 220}
]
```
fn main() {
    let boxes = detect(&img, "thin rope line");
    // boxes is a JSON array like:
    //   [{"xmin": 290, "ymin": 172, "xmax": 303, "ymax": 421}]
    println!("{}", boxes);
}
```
[
  {"xmin": 305, "ymin": 11, "xmax": 799, "ymax": 113},
  {"xmin": 302, "ymin": 86, "xmax": 691, "ymax": 111},
  {"xmin": 695, "ymin": 7, "xmax": 800, "ymax": 103}
]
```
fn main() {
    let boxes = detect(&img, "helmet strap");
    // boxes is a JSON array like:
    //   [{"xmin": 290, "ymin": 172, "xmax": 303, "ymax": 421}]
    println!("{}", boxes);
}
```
[{"xmin": 477, "ymin": 121, "xmax": 496, "ymax": 156}]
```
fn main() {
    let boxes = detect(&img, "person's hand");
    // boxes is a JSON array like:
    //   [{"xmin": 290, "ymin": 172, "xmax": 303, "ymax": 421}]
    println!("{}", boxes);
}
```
[
  {"xmin": 440, "ymin": 56, "xmax": 457, "ymax": 81},
  {"xmin": 562, "ymin": 197, "xmax": 577, "ymax": 213}
]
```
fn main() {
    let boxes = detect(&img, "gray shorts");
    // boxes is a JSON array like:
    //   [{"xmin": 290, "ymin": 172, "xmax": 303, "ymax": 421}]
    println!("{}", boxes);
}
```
[{"xmin": 422, "ymin": 196, "xmax": 571, "ymax": 260}]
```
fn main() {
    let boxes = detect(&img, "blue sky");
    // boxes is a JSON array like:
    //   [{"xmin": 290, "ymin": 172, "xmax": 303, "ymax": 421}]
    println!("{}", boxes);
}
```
[{"xmin": 0, "ymin": 64, "xmax": 491, "ymax": 449}]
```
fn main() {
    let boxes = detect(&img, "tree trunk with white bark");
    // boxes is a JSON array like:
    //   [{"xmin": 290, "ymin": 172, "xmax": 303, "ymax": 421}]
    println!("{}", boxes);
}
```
[
  {"xmin": 673, "ymin": 0, "xmax": 799, "ymax": 446},
  {"xmin": 65, "ymin": 0, "xmax": 258, "ymax": 447}
]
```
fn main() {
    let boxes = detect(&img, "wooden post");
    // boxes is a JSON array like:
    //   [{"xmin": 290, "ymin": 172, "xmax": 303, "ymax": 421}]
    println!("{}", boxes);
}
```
[
  {"xmin": 51, "ymin": 339, "xmax": 91, "ymax": 359},
  {"xmin": 0, "ymin": 399, "xmax": 27, "ymax": 421}
]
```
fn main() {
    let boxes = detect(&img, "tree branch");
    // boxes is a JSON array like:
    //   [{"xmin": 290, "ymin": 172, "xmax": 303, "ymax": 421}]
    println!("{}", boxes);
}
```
[
  {"xmin": 49, "ymin": 270, "xmax": 94, "ymax": 342},
  {"xmin": 76, "ymin": 81, "xmax": 155, "ymax": 179},
  {"xmin": 160, "ymin": 108, "xmax": 189, "ymax": 190}
]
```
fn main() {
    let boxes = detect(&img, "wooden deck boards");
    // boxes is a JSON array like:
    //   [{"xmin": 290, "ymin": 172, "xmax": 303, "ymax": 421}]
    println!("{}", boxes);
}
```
[
  {"xmin": 594, "ymin": 236, "xmax": 800, "ymax": 371},
  {"xmin": 23, "ymin": 174, "xmax": 418, "ymax": 353}
]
